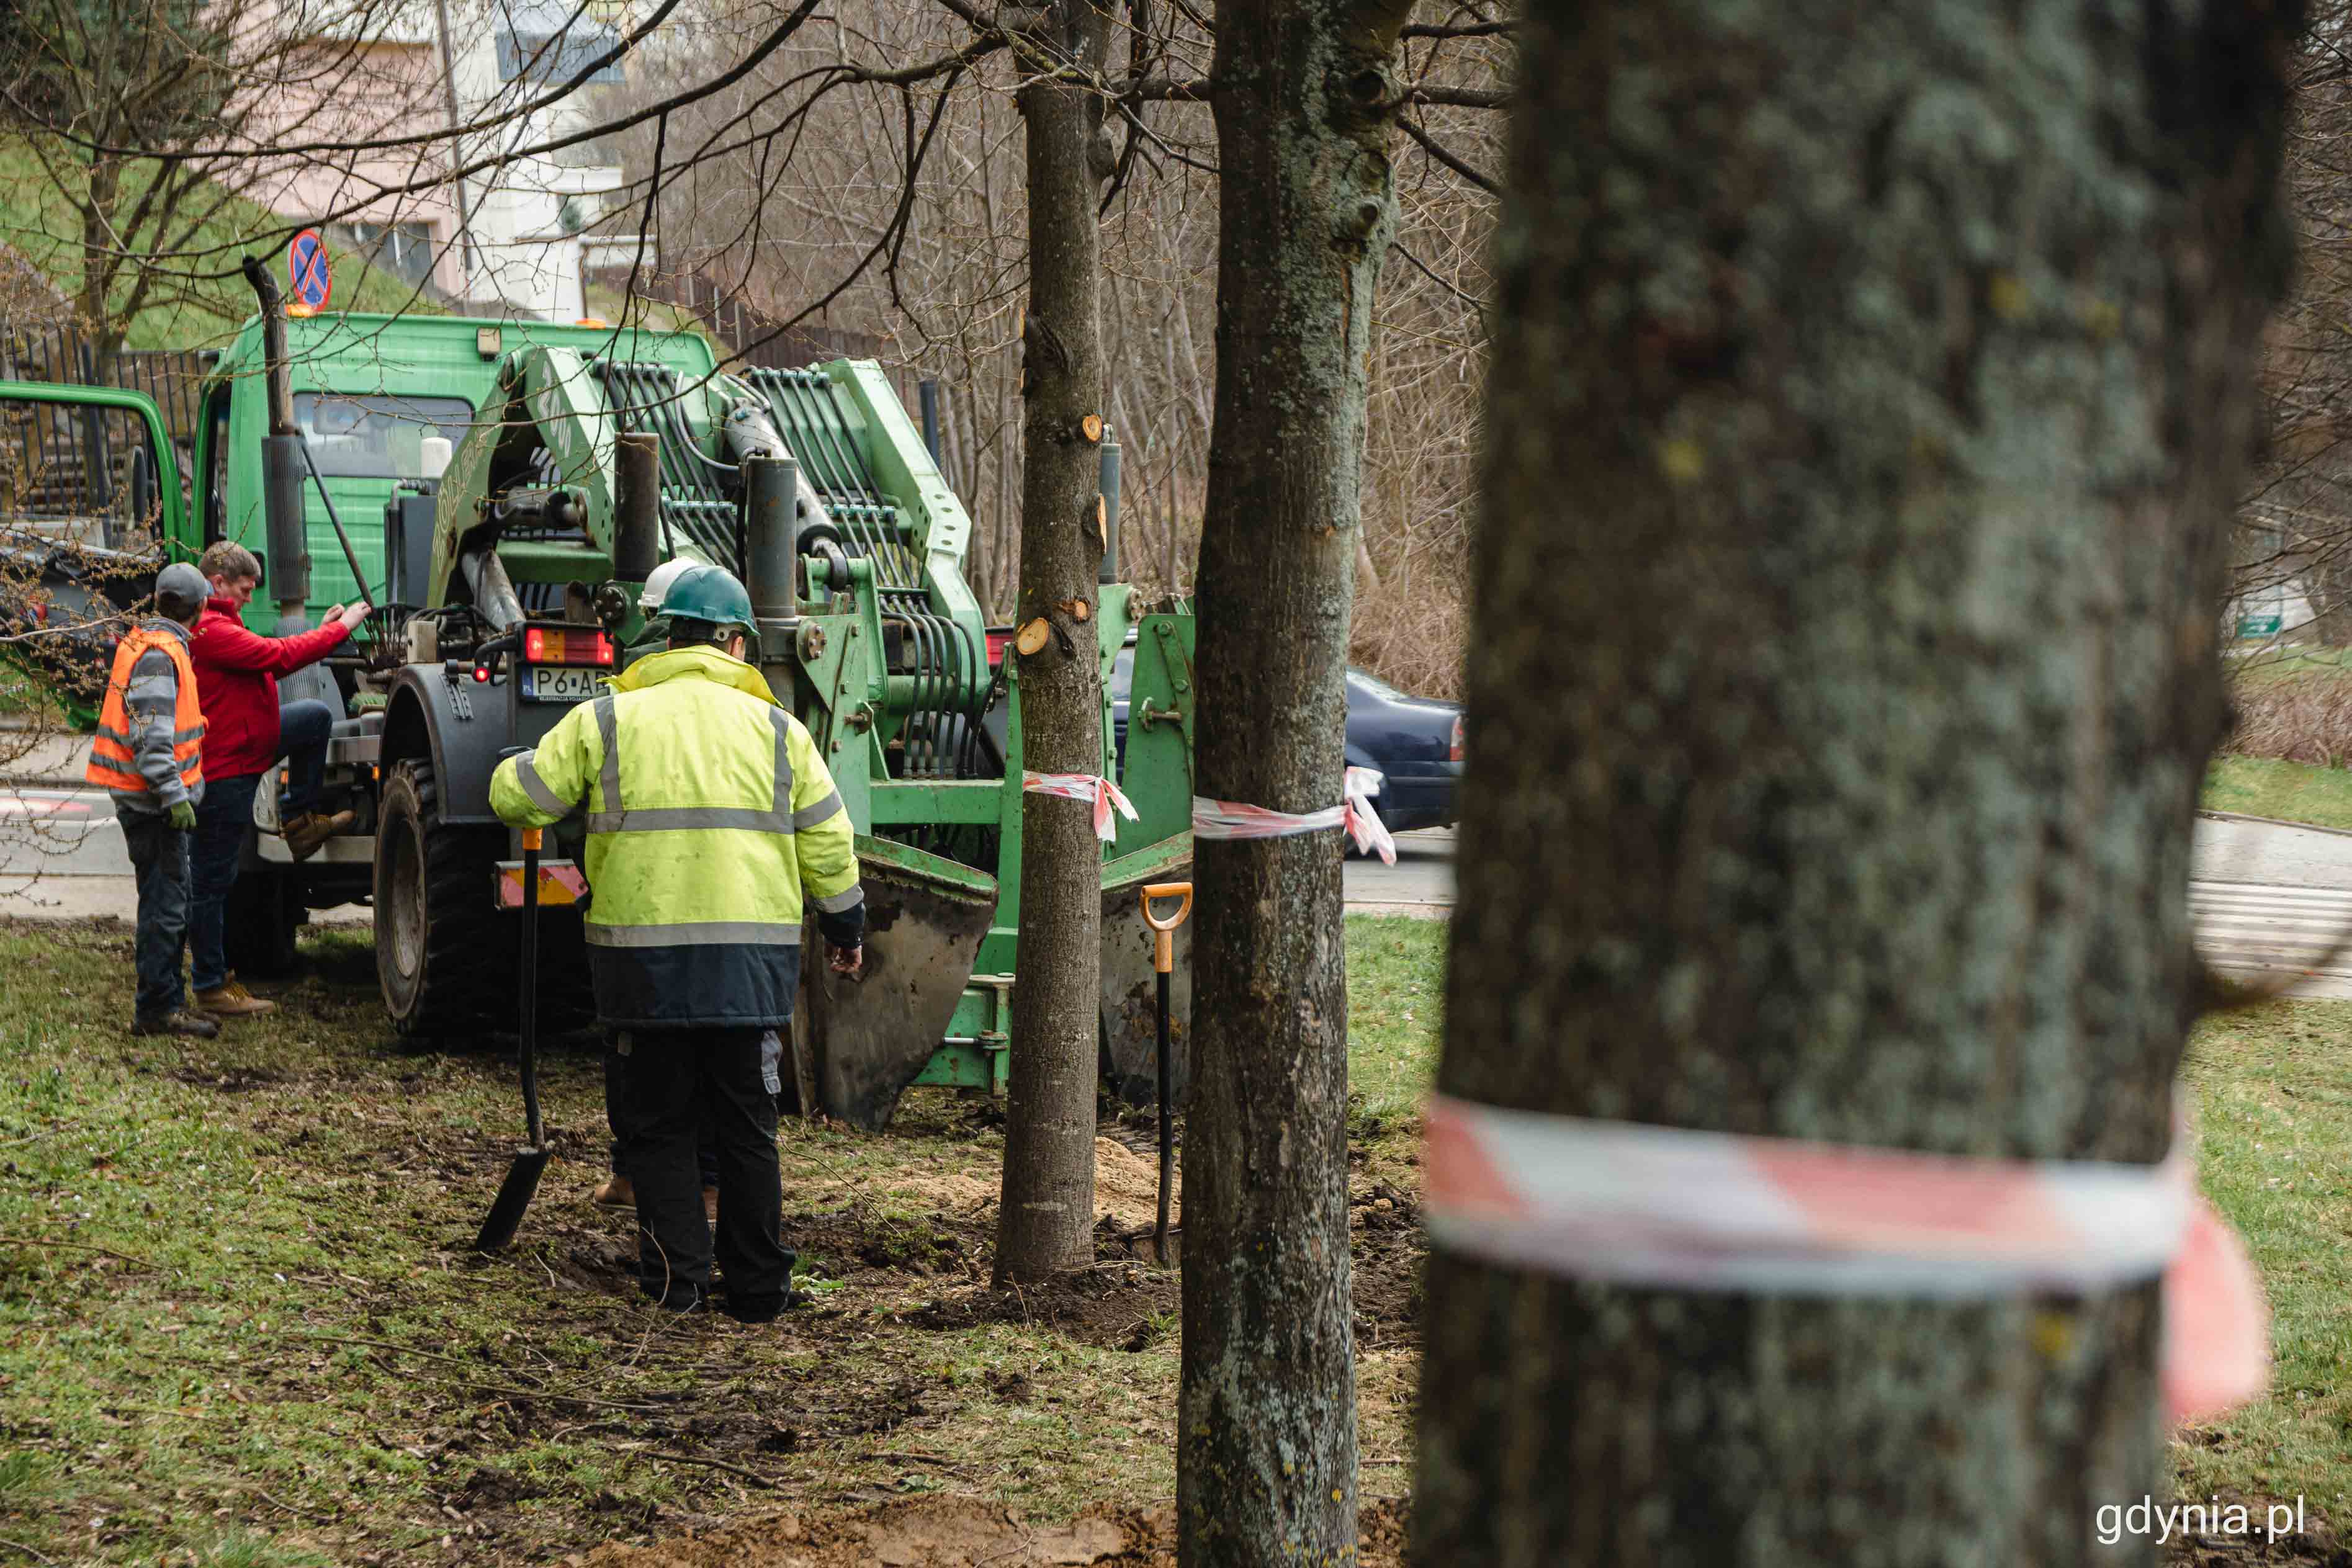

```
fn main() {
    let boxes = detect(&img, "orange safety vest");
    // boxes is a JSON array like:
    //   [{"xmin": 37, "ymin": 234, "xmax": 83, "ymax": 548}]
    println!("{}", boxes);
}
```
[{"xmin": 85, "ymin": 626, "xmax": 205, "ymax": 797}]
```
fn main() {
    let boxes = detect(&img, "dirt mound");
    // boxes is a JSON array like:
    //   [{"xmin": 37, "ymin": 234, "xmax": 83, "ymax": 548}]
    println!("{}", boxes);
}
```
[
  {"xmin": 585, "ymin": 1496, "xmax": 1409, "ymax": 1567},
  {"xmin": 782, "ymin": 1206, "xmax": 992, "ymax": 1281},
  {"xmin": 1090, "ymin": 1136, "xmax": 1181, "ymax": 1230},
  {"xmin": 898, "ymin": 1260, "xmax": 1178, "ymax": 1351},
  {"xmin": 785, "ymin": 1137, "xmax": 1171, "ymax": 1234}
]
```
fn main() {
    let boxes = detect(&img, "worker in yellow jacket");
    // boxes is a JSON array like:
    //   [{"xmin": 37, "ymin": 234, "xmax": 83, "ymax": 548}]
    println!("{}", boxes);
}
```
[{"xmin": 490, "ymin": 564, "xmax": 862, "ymax": 1321}]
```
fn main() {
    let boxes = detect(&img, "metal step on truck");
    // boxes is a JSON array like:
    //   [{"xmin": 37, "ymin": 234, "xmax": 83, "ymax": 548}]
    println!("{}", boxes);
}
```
[{"xmin": 0, "ymin": 302, "xmax": 1198, "ymax": 1129}]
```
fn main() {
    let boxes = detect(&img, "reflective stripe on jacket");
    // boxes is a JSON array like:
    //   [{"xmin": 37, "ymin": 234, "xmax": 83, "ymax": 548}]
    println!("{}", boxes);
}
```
[
  {"xmin": 488, "ymin": 643, "xmax": 862, "ymax": 1027},
  {"xmin": 86, "ymin": 622, "xmax": 205, "ymax": 804}
]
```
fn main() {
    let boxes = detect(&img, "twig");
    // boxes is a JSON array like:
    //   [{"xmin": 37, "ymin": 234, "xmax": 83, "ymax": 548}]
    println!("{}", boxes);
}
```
[
  {"xmin": 0, "ymin": 1535, "xmax": 58, "ymax": 1564},
  {"xmin": 618, "ymin": 1447, "xmax": 781, "ymax": 1489},
  {"xmin": 0, "ymin": 1236, "xmax": 163, "ymax": 1271},
  {"xmin": 290, "ymin": 1332, "xmax": 545, "ymax": 1385},
  {"xmin": 872, "ymin": 1450, "xmax": 961, "ymax": 1467}
]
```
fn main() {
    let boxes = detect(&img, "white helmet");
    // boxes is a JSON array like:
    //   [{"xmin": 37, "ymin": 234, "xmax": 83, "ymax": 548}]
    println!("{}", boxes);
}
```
[{"xmin": 638, "ymin": 557, "xmax": 695, "ymax": 616}]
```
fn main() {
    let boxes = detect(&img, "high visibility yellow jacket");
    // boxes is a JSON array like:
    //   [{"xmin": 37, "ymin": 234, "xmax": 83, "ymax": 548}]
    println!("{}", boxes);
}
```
[{"xmin": 488, "ymin": 643, "xmax": 863, "ymax": 1028}]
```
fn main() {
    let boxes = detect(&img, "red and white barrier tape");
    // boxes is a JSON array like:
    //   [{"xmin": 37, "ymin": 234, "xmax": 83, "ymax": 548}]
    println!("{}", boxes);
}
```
[
  {"xmin": 1190, "ymin": 765, "xmax": 1396, "ymax": 865},
  {"xmin": 1022, "ymin": 771, "xmax": 1138, "ymax": 843},
  {"xmin": 1422, "ymin": 1093, "xmax": 2268, "ymax": 1425}
]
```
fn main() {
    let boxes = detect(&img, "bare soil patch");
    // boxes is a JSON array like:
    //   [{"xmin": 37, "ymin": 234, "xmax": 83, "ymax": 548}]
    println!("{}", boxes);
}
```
[
  {"xmin": 584, "ymin": 1495, "xmax": 1411, "ymax": 1567},
  {"xmin": 2163, "ymin": 1496, "xmax": 2351, "ymax": 1566}
]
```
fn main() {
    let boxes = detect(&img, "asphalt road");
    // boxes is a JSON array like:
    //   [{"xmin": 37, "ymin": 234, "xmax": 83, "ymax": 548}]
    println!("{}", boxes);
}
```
[
  {"xmin": 7, "ymin": 791, "xmax": 2351, "ymax": 999},
  {"xmin": 0, "ymin": 786, "xmax": 369, "ymax": 923}
]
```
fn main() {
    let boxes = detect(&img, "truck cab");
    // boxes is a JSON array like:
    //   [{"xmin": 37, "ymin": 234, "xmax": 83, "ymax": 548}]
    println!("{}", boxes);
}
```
[{"xmin": 0, "ymin": 312, "xmax": 720, "ymax": 979}]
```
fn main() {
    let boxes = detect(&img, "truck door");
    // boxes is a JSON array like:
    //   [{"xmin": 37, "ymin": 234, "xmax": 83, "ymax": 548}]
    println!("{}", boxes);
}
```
[{"xmin": 0, "ymin": 380, "xmax": 187, "ymax": 726}]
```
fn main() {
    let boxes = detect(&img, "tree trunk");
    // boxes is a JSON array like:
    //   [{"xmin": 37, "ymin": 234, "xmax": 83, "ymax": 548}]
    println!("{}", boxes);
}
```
[
  {"xmin": 993, "ymin": 0, "xmax": 1116, "ymax": 1287},
  {"xmin": 1413, "ymin": 2, "xmax": 2296, "ymax": 1565},
  {"xmin": 78, "ymin": 156, "xmax": 124, "ymax": 380},
  {"xmin": 1177, "ymin": 0, "xmax": 1412, "ymax": 1559}
]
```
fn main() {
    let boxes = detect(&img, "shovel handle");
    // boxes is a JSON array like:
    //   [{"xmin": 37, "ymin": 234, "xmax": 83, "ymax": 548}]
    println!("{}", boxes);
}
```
[
  {"xmin": 1140, "ymin": 882, "xmax": 1192, "ymax": 931},
  {"xmin": 519, "ymin": 827, "xmax": 542, "ymax": 1150},
  {"xmin": 1139, "ymin": 881, "xmax": 1192, "ymax": 977}
]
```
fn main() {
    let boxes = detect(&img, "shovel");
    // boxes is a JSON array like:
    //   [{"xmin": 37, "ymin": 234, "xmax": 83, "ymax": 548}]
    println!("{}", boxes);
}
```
[
  {"xmin": 474, "ymin": 826, "xmax": 549, "ymax": 1252},
  {"xmin": 1139, "ymin": 882, "xmax": 1193, "ymax": 1264}
]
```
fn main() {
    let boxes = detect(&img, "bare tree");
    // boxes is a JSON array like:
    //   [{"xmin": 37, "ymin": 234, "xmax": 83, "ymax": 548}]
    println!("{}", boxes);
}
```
[
  {"xmin": 0, "ymin": 0, "xmax": 456, "ymax": 367},
  {"xmin": 1414, "ymin": 1, "xmax": 2296, "ymax": 1562},
  {"xmin": 1175, "ymin": 0, "xmax": 1417, "ymax": 1560},
  {"xmin": 992, "ymin": 0, "xmax": 1120, "ymax": 1285}
]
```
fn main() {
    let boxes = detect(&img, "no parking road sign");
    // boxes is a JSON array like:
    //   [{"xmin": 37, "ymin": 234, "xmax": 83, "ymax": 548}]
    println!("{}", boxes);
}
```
[{"xmin": 287, "ymin": 228, "xmax": 332, "ymax": 313}]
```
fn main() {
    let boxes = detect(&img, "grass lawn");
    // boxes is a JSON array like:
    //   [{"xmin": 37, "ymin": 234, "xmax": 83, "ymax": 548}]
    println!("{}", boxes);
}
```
[
  {"xmin": 0, "ymin": 916, "xmax": 1442, "ymax": 1563},
  {"xmin": 2180, "ymin": 1001, "xmax": 2352, "ymax": 1523},
  {"xmin": 2204, "ymin": 756, "xmax": 2352, "ymax": 831},
  {"xmin": 4, "ymin": 910, "xmax": 2343, "ymax": 1560}
]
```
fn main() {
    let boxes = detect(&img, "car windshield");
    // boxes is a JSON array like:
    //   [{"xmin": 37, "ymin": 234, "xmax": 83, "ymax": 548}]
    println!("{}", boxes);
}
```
[{"xmin": 294, "ymin": 393, "xmax": 474, "ymax": 479}]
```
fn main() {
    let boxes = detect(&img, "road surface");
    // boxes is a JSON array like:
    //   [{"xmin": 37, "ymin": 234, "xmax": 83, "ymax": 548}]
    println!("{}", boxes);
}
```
[
  {"xmin": 8, "ymin": 789, "xmax": 2352, "ymax": 1000},
  {"xmin": 0, "ymin": 786, "xmax": 367, "ymax": 924}
]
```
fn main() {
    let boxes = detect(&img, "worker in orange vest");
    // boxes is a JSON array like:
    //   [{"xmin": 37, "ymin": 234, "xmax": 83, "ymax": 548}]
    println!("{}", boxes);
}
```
[{"xmin": 85, "ymin": 563, "xmax": 218, "ymax": 1039}]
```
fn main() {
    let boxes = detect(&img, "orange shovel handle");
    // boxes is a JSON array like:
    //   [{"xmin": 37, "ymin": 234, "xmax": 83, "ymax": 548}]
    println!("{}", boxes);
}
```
[{"xmin": 1139, "ymin": 881, "xmax": 1192, "ymax": 975}]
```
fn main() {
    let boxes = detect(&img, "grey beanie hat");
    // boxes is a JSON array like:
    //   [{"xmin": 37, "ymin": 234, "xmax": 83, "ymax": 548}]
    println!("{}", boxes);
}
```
[{"xmin": 155, "ymin": 562, "xmax": 209, "ymax": 617}]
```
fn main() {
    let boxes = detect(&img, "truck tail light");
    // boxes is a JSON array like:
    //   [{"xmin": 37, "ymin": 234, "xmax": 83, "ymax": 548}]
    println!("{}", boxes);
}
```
[
  {"xmin": 523, "ymin": 627, "xmax": 615, "ymax": 665},
  {"xmin": 1450, "ymin": 714, "xmax": 1465, "ymax": 762}
]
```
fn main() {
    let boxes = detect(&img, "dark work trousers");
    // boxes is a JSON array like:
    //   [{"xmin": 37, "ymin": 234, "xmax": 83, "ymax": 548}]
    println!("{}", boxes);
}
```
[
  {"xmin": 604, "ymin": 1046, "xmax": 722, "ymax": 1189},
  {"xmin": 277, "ymin": 698, "xmax": 335, "ymax": 817},
  {"xmin": 188, "ymin": 773, "xmax": 261, "ymax": 995},
  {"xmin": 610, "ymin": 1026, "xmax": 791, "ymax": 1312},
  {"xmin": 121, "ymin": 813, "xmax": 192, "ymax": 1019}
]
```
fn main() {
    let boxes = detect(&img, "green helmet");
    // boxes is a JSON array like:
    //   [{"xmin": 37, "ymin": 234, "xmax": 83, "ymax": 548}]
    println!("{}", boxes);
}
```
[{"xmin": 661, "ymin": 563, "xmax": 755, "ymax": 637}]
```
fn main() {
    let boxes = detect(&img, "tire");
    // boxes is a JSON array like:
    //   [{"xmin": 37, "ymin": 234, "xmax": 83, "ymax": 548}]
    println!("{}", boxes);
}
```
[
  {"xmin": 374, "ymin": 756, "xmax": 595, "ymax": 1041},
  {"xmin": 224, "ymin": 864, "xmax": 301, "ymax": 978}
]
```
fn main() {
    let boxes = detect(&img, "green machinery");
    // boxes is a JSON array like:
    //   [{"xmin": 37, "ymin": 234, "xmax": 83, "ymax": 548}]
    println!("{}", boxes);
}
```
[
  {"xmin": 0, "ymin": 312, "xmax": 1197, "ymax": 1127},
  {"xmin": 375, "ymin": 338, "xmax": 1198, "ymax": 1127}
]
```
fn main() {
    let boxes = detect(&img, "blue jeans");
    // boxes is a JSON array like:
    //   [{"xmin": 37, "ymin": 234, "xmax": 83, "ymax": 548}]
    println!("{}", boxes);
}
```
[
  {"xmin": 278, "ymin": 697, "xmax": 335, "ymax": 817},
  {"xmin": 189, "ymin": 773, "xmax": 261, "ymax": 994},
  {"xmin": 122, "ymin": 813, "xmax": 191, "ymax": 1019}
]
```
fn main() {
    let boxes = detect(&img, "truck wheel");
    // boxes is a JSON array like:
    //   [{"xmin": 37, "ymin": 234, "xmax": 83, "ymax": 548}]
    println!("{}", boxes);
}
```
[
  {"xmin": 224, "ymin": 865, "xmax": 301, "ymax": 978},
  {"xmin": 375, "ymin": 757, "xmax": 503, "ymax": 1038}
]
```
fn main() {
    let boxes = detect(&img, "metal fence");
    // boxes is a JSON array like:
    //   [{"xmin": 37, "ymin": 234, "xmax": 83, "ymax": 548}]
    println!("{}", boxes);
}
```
[
  {"xmin": 0, "ymin": 323, "xmax": 209, "ymax": 450},
  {"xmin": 0, "ymin": 323, "xmax": 206, "ymax": 550}
]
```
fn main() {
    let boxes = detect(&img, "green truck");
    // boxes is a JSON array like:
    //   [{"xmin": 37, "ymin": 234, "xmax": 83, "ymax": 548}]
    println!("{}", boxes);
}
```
[{"xmin": 0, "ymin": 308, "xmax": 1195, "ymax": 1128}]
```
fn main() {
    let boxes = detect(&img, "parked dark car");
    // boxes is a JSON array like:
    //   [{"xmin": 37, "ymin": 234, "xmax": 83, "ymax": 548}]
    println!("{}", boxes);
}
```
[{"xmin": 1101, "ymin": 638, "xmax": 1463, "ymax": 836}]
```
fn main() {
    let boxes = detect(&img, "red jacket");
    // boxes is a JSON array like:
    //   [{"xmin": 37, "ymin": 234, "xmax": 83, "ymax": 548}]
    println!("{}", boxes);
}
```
[{"xmin": 189, "ymin": 598, "xmax": 352, "ymax": 780}]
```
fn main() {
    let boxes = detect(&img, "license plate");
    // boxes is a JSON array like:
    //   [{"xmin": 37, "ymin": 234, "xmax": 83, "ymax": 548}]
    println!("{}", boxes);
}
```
[{"xmin": 524, "ymin": 665, "xmax": 601, "ymax": 702}]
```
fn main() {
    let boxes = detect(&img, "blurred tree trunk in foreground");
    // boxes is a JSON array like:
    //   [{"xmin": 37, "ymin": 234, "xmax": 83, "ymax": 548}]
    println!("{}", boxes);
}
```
[{"xmin": 1414, "ymin": 1, "xmax": 2299, "ymax": 1564}]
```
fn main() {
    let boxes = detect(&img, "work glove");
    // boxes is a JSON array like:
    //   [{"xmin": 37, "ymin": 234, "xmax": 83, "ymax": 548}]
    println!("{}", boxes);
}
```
[
  {"xmin": 168, "ymin": 801, "xmax": 197, "ymax": 831},
  {"xmin": 828, "ymin": 944, "xmax": 864, "ymax": 980}
]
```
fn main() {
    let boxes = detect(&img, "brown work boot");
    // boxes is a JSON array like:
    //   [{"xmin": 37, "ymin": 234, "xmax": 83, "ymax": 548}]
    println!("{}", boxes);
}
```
[
  {"xmin": 284, "ymin": 809, "xmax": 355, "ymax": 861},
  {"xmin": 194, "ymin": 978, "xmax": 276, "ymax": 1019},
  {"xmin": 591, "ymin": 1173, "xmax": 635, "ymax": 1210},
  {"xmin": 131, "ymin": 1010, "xmax": 218, "ymax": 1039}
]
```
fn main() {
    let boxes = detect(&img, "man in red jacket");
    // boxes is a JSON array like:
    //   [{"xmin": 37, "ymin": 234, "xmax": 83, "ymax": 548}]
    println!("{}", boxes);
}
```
[{"xmin": 186, "ymin": 541, "xmax": 368, "ymax": 1018}]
